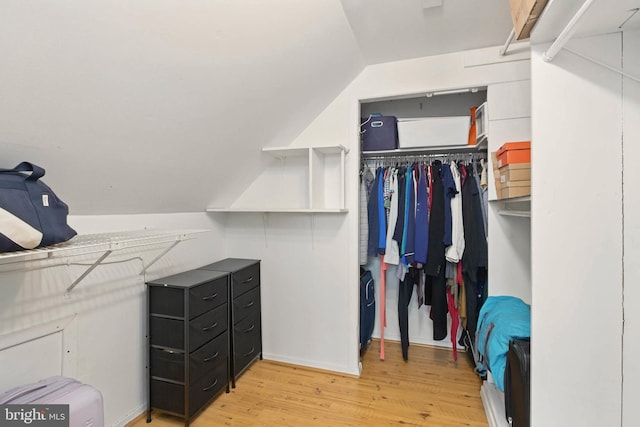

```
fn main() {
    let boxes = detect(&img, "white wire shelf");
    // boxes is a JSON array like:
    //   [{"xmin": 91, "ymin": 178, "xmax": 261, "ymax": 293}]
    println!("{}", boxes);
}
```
[{"xmin": 0, "ymin": 229, "xmax": 210, "ymax": 292}]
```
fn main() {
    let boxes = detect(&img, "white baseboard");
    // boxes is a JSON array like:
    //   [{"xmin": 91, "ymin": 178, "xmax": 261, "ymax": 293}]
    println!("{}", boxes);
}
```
[
  {"xmin": 115, "ymin": 402, "xmax": 147, "ymax": 427},
  {"xmin": 261, "ymin": 353, "xmax": 359, "ymax": 376},
  {"xmin": 480, "ymin": 381, "xmax": 509, "ymax": 427}
]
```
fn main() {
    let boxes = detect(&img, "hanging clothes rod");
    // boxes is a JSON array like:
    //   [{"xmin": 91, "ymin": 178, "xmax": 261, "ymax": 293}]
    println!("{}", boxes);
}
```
[
  {"xmin": 362, "ymin": 145, "xmax": 484, "ymax": 158},
  {"xmin": 363, "ymin": 152, "xmax": 487, "ymax": 165},
  {"xmin": 500, "ymin": 28, "xmax": 516, "ymax": 56}
]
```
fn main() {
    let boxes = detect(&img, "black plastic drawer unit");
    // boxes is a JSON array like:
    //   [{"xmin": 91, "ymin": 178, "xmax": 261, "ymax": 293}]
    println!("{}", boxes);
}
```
[
  {"xmin": 198, "ymin": 258, "xmax": 262, "ymax": 388},
  {"xmin": 146, "ymin": 269, "xmax": 230, "ymax": 427}
]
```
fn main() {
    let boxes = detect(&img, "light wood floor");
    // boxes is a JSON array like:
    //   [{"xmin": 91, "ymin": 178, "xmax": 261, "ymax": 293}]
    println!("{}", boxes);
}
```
[{"xmin": 135, "ymin": 340, "xmax": 488, "ymax": 426}]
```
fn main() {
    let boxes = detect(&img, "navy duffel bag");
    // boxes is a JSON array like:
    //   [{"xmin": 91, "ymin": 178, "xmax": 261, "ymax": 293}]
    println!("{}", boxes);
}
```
[{"xmin": 0, "ymin": 162, "xmax": 76, "ymax": 252}]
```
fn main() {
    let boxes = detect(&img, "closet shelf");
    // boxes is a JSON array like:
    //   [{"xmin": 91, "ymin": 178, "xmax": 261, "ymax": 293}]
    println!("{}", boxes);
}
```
[
  {"xmin": 492, "ymin": 196, "xmax": 531, "ymax": 218},
  {"xmin": 0, "ymin": 229, "xmax": 209, "ymax": 293},
  {"xmin": 263, "ymin": 145, "xmax": 348, "ymax": 157},
  {"xmin": 361, "ymin": 143, "xmax": 487, "ymax": 158},
  {"xmin": 207, "ymin": 144, "xmax": 349, "ymax": 213},
  {"xmin": 206, "ymin": 208, "xmax": 348, "ymax": 213}
]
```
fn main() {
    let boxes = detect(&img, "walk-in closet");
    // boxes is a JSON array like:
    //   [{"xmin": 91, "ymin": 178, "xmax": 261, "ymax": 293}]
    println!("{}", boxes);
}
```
[{"xmin": 358, "ymin": 90, "xmax": 490, "ymax": 360}]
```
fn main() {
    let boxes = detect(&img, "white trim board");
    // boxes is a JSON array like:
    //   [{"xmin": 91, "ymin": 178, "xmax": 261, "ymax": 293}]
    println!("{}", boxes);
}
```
[{"xmin": 0, "ymin": 314, "xmax": 78, "ymax": 379}]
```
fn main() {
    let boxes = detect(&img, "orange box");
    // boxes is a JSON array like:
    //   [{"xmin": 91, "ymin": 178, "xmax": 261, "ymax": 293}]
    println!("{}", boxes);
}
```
[{"xmin": 496, "ymin": 141, "xmax": 531, "ymax": 168}]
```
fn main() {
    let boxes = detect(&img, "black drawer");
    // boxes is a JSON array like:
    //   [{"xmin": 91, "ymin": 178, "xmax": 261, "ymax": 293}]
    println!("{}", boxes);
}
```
[
  {"xmin": 151, "ymin": 362, "xmax": 227, "ymax": 417},
  {"xmin": 233, "ymin": 286, "xmax": 260, "ymax": 324},
  {"xmin": 189, "ymin": 276, "xmax": 228, "ymax": 319},
  {"xmin": 231, "ymin": 263, "xmax": 260, "ymax": 299},
  {"xmin": 151, "ymin": 333, "xmax": 228, "ymax": 383},
  {"xmin": 149, "ymin": 275, "xmax": 228, "ymax": 320},
  {"xmin": 150, "ymin": 347, "xmax": 184, "ymax": 383},
  {"xmin": 189, "ymin": 304, "xmax": 228, "ymax": 352},
  {"xmin": 189, "ymin": 363, "xmax": 227, "ymax": 416},
  {"xmin": 233, "ymin": 312, "xmax": 261, "ymax": 375},
  {"xmin": 150, "ymin": 316, "xmax": 184, "ymax": 350},
  {"xmin": 150, "ymin": 303, "xmax": 227, "ymax": 351},
  {"xmin": 190, "ymin": 333, "xmax": 228, "ymax": 382},
  {"xmin": 151, "ymin": 379, "xmax": 184, "ymax": 416},
  {"xmin": 149, "ymin": 286, "xmax": 184, "ymax": 318}
]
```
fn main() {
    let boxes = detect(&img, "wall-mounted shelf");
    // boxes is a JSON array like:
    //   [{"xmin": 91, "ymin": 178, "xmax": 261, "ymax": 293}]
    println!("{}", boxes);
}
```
[
  {"xmin": 492, "ymin": 195, "xmax": 531, "ymax": 217},
  {"xmin": 206, "ymin": 208, "xmax": 348, "ymax": 213},
  {"xmin": 0, "ymin": 229, "xmax": 209, "ymax": 293},
  {"xmin": 207, "ymin": 145, "xmax": 349, "ymax": 213}
]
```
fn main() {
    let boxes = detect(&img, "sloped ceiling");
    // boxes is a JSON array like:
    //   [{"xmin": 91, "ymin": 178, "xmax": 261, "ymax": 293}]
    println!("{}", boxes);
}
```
[
  {"xmin": 0, "ymin": 0, "xmax": 521, "ymax": 215},
  {"xmin": 340, "ymin": 0, "xmax": 514, "ymax": 64},
  {"xmin": 0, "ymin": 0, "xmax": 365, "ymax": 214}
]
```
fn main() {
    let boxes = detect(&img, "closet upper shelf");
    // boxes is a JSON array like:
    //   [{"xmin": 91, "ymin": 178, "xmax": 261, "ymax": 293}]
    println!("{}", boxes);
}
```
[
  {"xmin": 263, "ymin": 145, "xmax": 348, "ymax": 157},
  {"xmin": 206, "ymin": 145, "xmax": 349, "ymax": 213},
  {"xmin": 361, "ymin": 140, "xmax": 487, "ymax": 158},
  {"xmin": 0, "ymin": 229, "xmax": 209, "ymax": 292},
  {"xmin": 492, "ymin": 196, "xmax": 531, "ymax": 217}
]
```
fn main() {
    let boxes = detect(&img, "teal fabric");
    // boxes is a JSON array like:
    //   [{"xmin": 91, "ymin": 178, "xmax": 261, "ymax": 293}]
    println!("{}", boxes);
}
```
[{"xmin": 476, "ymin": 296, "xmax": 531, "ymax": 391}]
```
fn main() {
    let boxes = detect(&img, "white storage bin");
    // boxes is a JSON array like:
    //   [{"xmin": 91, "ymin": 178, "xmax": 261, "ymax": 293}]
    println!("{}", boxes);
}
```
[{"xmin": 397, "ymin": 116, "xmax": 470, "ymax": 148}]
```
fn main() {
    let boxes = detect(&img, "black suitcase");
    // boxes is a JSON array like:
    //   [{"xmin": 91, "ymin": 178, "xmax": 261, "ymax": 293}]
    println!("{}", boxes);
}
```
[
  {"xmin": 504, "ymin": 338, "xmax": 530, "ymax": 427},
  {"xmin": 359, "ymin": 267, "xmax": 375, "ymax": 351}
]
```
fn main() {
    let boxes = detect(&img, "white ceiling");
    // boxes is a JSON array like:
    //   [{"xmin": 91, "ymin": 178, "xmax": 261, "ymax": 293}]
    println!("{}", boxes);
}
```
[{"xmin": 340, "ymin": 0, "xmax": 515, "ymax": 64}]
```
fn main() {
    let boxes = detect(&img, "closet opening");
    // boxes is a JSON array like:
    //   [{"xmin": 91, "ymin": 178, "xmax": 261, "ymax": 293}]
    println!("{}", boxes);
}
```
[{"xmin": 357, "ymin": 89, "xmax": 489, "ymax": 369}]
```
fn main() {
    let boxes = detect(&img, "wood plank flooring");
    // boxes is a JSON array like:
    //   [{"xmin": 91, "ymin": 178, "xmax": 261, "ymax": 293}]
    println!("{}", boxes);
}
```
[{"xmin": 135, "ymin": 340, "xmax": 487, "ymax": 426}]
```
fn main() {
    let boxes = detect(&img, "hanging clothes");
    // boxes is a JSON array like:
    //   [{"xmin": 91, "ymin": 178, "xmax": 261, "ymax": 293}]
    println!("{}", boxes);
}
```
[
  {"xmin": 384, "ymin": 168, "xmax": 400, "ymax": 265},
  {"xmin": 359, "ymin": 165, "xmax": 374, "ymax": 265},
  {"xmin": 361, "ymin": 153, "xmax": 488, "ymax": 360},
  {"xmin": 424, "ymin": 161, "xmax": 445, "ymax": 277},
  {"xmin": 461, "ymin": 163, "xmax": 488, "ymax": 346},
  {"xmin": 445, "ymin": 162, "xmax": 465, "ymax": 263},
  {"xmin": 366, "ymin": 169, "xmax": 381, "ymax": 258},
  {"xmin": 401, "ymin": 165, "xmax": 416, "ymax": 265},
  {"xmin": 441, "ymin": 163, "xmax": 457, "ymax": 247},
  {"xmin": 414, "ymin": 164, "xmax": 429, "ymax": 265},
  {"xmin": 379, "ymin": 255, "xmax": 388, "ymax": 360},
  {"xmin": 398, "ymin": 266, "xmax": 419, "ymax": 361}
]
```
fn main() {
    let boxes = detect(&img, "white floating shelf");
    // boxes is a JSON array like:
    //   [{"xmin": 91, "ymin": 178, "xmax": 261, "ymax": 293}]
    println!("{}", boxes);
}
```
[
  {"xmin": 210, "ymin": 145, "xmax": 349, "ymax": 213},
  {"xmin": 263, "ymin": 145, "xmax": 349, "ymax": 157}
]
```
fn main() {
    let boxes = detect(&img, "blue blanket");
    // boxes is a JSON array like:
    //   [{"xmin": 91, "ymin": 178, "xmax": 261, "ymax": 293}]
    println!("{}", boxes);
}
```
[{"xmin": 476, "ymin": 296, "xmax": 530, "ymax": 391}]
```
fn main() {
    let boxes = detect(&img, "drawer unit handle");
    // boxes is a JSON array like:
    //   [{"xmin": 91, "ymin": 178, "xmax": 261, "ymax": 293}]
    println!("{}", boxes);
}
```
[
  {"xmin": 202, "ymin": 322, "xmax": 218, "ymax": 331},
  {"xmin": 202, "ymin": 379, "xmax": 219, "ymax": 392},
  {"xmin": 203, "ymin": 352, "xmax": 219, "ymax": 362},
  {"xmin": 241, "ymin": 276, "xmax": 254, "ymax": 284},
  {"xmin": 243, "ymin": 347, "xmax": 255, "ymax": 357},
  {"xmin": 243, "ymin": 324, "xmax": 255, "ymax": 333},
  {"xmin": 202, "ymin": 293, "xmax": 218, "ymax": 301},
  {"xmin": 242, "ymin": 301, "xmax": 255, "ymax": 309}
]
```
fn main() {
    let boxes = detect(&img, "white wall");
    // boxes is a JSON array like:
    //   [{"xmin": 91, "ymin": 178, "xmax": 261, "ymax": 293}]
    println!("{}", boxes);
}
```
[
  {"xmin": 486, "ymin": 80, "xmax": 532, "ymax": 303},
  {"xmin": 622, "ymin": 28, "xmax": 640, "ymax": 427},
  {"xmin": 531, "ymin": 33, "xmax": 624, "ymax": 426},
  {"xmin": 0, "ymin": 213, "xmax": 226, "ymax": 426},
  {"xmin": 224, "ymin": 44, "xmax": 532, "ymax": 375}
]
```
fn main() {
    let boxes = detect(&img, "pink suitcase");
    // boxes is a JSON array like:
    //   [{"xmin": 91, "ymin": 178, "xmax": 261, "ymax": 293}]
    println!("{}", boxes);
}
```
[{"xmin": 0, "ymin": 376, "xmax": 104, "ymax": 427}]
